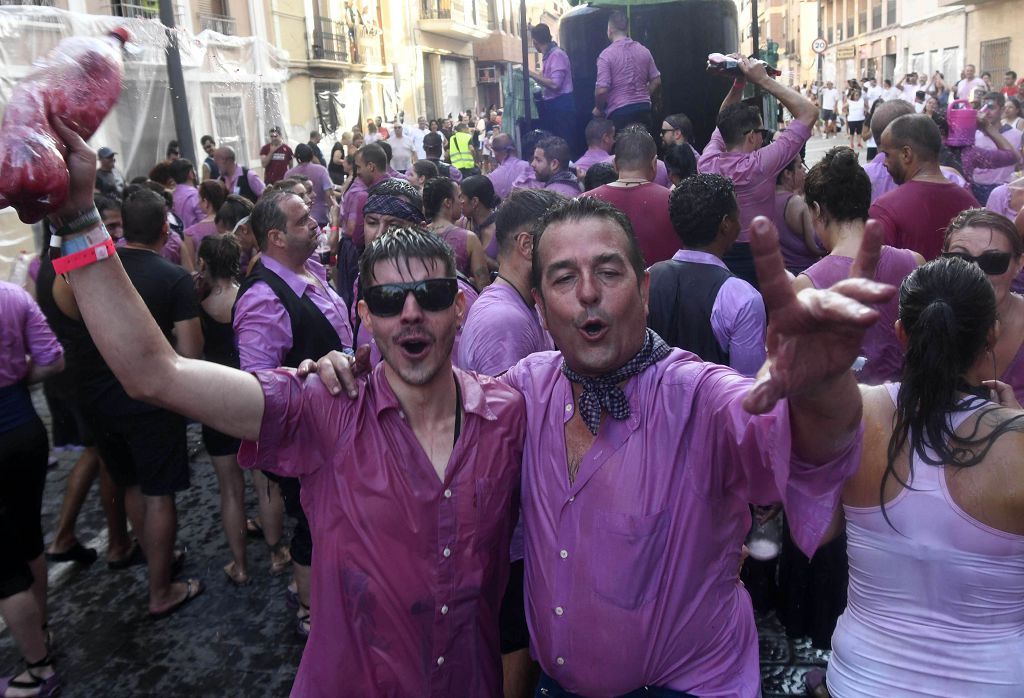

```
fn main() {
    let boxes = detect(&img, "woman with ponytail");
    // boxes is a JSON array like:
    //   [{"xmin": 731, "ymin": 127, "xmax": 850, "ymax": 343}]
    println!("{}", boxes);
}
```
[
  {"xmin": 458, "ymin": 174, "xmax": 500, "ymax": 266},
  {"xmin": 941, "ymin": 208, "xmax": 1024, "ymax": 403},
  {"xmin": 823, "ymin": 256, "xmax": 1024, "ymax": 696},
  {"xmin": 422, "ymin": 176, "xmax": 491, "ymax": 290},
  {"xmin": 796, "ymin": 146, "xmax": 924, "ymax": 384}
]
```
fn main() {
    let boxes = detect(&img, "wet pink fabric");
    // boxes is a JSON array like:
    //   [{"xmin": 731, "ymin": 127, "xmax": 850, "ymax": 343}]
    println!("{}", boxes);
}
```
[
  {"xmin": 0, "ymin": 280, "xmax": 62, "ymax": 386},
  {"xmin": 238, "ymin": 365, "xmax": 525, "ymax": 697}
]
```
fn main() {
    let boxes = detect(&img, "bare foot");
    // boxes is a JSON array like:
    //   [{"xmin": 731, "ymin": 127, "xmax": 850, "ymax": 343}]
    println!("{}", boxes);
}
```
[{"xmin": 223, "ymin": 561, "xmax": 250, "ymax": 586}]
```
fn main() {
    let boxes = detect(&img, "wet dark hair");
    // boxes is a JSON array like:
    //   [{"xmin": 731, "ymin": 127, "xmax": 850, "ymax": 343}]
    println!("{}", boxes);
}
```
[
  {"xmin": 460, "ymin": 175, "xmax": 499, "ymax": 209},
  {"xmin": 668, "ymin": 173, "xmax": 737, "ymax": 249},
  {"xmin": 141, "ymin": 180, "xmax": 174, "ymax": 209},
  {"xmin": 613, "ymin": 125, "xmax": 656, "ymax": 170},
  {"xmin": 608, "ymin": 9, "xmax": 628, "ymax": 32},
  {"xmin": 198, "ymin": 179, "xmax": 227, "ymax": 212},
  {"xmin": 94, "ymin": 194, "xmax": 119, "ymax": 218},
  {"xmin": 215, "ymin": 194, "xmax": 254, "ymax": 231},
  {"xmin": 584, "ymin": 118, "xmax": 614, "ymax": 146},
  {"xmin": 531, "ymin": 196, "xmax": 645, "ymax": 293},
  {"xmin": 665, "ymin": 113, "xmax": 695, "ymax": 143},
  {"xmin": 943, "ymin": 208, "xmax": 1024, "ymax": 258},
  {"xmin": 148, "ymin": 161, "xmax": 174, "ymax": 186},
  {"xmin": 356, "ymin": 143, "xmax": 387, "ymax": 172},
  {"xmin": 803, "ymin": 146, "xmax": 870, "ymax": 222},
  {"xmin": 664, "ymin": 144, "xmax": 697, "ymax": 183},
  {"xmin": 412, "ymin": 159, "xmax": 440, "ymax": 181},
  {"xmin": 359, "ymin": 226, "xmax": 456, "ymax": 285},
  {"xmin": 717, "ymin": 103, "xmax": 761, "ymax": 147},
  {"xmin": 422, "ymin": 176, "xmax": 458, "ymax": 220},
  {"xmin": 885, "ymin": 114, "xmax": 942, "ymax": 161},
  {"xmin": 494, "ymin": 188, "xmax": 567, "ymax": 254},
  {"xmin": 200, "ymin": 134, "xmax": 215, "ymax": 147},
  {"xmin": 530, "ymin": 23, "xmax": 551, "ymax": 43},
  {"xmin": 884, "ymin": 256, "xmax": 1024, "ymax": 526},
  {"xmin": 121, "ymin": 188, "xmax": 167, "ymax": 245},
  {"xmin": 535, "ymin": 136, "xmax": 571, "ymax": 172},
  {"xmin": 377, "ymin": 140, "xmax": 393, "ymax": 163},
  {"xmin": 583, "ymin": 162, "xmax": 618, "ymax": 191},
  {"xmin": 249, "ymin": 190, "xmax": 296, "ymax": 251},
  {"xmin": 169, "ymin": 158, "xmax": 195, "ymax": 184},
  {"xmin": 198, "ymin": 233, "xmax": 241, "ymax": 280},
  {"xmin": 423, "ymin": 132, "xmax": 443, "ymax": 154}
]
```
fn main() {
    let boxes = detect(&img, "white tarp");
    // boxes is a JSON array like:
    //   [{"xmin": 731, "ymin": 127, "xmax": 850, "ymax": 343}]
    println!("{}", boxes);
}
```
[{"xmin": 0, "ymin": 5, "xmax": 289, "ymax": 276}]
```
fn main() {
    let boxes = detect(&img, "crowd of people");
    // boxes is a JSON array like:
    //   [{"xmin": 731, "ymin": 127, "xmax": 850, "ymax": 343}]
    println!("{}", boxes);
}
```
[{"xmin": 3, "ymin": 10, "xmax": 1024, "ymax": 698}]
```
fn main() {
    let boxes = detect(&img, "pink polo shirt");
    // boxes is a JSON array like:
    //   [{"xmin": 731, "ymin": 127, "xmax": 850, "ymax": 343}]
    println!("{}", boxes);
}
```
[
  {"xmin": 504, "ymin": 349, "xmax": 861, "ymax": 696},
  {"xmin": 488, "ymin": 156, "xmax": 536, "ymax": 199},
  {"xmin": 239, "ymin": 365, "xmax": 525, "ymax": 697},
  {"xmin": 573, "ymin": 147, "xmax": 614, "ymax": 176},
  {"xmin": 699, "ymin": 120, "xmax": 812, "ymax": 243},
  {"xmin": 595, "ymin": 38, "xmax": 660, "ymax": 116}
]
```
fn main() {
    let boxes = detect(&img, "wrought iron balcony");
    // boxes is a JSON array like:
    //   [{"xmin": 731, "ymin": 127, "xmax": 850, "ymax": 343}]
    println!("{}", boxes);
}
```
[
  {"xmin": 419, "ymin": 0, "xmax": 488, "ymax": 41},
  {"xmin": 0, "ymin": 0, "xmax": 56, "ymax": 6},
  {"xmin": 199, "ymin": 12, "xmax": 235, "ymax": 35},
  {"xmin": 107, "ymin": 1, "xmax": 158, "ymax": 19}
]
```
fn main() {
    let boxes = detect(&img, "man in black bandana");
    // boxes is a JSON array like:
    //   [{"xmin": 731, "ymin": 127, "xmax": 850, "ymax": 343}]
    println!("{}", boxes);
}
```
[{"xmin": 308, "ymin": 196, "xmax": 894, "ymax": 696}]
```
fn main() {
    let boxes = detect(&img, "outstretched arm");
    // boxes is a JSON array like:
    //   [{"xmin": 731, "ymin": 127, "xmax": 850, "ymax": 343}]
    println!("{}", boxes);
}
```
[
  {"xmin": 52, "ymin": 118, "xmax": 265, "ymax": 441},
  {"xmin": 737, "ymin": 57, "xmax": 818, "ymax": 127}
]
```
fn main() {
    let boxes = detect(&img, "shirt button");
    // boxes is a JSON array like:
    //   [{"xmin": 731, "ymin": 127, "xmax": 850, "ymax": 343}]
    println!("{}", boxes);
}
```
[
  {"xmin": 555, "ymin": 606, "xmax": 564, "ymax": 616},
  {"xmin": 441, "ymin": 604, "xmax": 449, "ymax": 615},
  {"xmin": 565, "ymin": 403, "xmax": 573, "ymax": 413},
  {"xmin": 443, "ymin": 547, "xmax": 452, "ymax": 558},
  {"xmin": 560, "ymin": 549, "xmax": 568, "ymax": 559},
  {"xmin": 556, "ymin": 656, "xmax": 565, "ymax": 666},
  {"xmin": 443, "ymin": 488, "xmax": 452, "ymax": 499},
  {"xmin": 568, "ymin": 496, "xmax": 575, "ymax": 503},
  {"xmin": 437, "ymin": 656, "xmax": 445, "ymax": 666}
]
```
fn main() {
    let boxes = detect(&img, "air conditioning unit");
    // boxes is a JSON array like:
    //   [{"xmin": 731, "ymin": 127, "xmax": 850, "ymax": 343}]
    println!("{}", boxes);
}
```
[{"xmin": 477, "ymin": 66, "xmax": 497, "ymax": 84}]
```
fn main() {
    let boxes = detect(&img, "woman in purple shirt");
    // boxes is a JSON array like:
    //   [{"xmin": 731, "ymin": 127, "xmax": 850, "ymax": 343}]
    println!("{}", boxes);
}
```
[
  {"xmin": 0, "ymin": 282, "xmax": 64, "ymax": 697},
  {"xmin": 422, "ymin": 177, "xmax": 491, "ymax": 290},
  {"xmin": 941, "ymin": 209, "xmax": 1024, "ymax": 404},
  {"xmin": 796, "ymin": 147, "xmax": 924, "ymax": 386},
  {"xmin": 181, "ymin": 179, "xmax": 228, "ymax": 269},
  {"xmin": 458, "ymin": 175, "xmax": 500, "ymax": 266},
  {"xmin": 775, "ymin": 153, "xmax": 823, "ymax": 274}
]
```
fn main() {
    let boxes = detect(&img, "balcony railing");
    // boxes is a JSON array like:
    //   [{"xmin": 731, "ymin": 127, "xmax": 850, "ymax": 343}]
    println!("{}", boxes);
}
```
[
  {"xmin": 0, "ymin": 0, "xmax": 55, "ymax": 6},
  {"xmin": 310, "ymin": 17, "xmax": 384, "ymax": 66},
  {"xmin": 199, "ymin": 12, "xmax": 235, "ymax": 34},
  {"xmin": 108, "ymin": 1, "xmax": 158, "ymax": 19},
  {"xmin": 421, "ymin": 0, "xmax": 453, "ymax": 20}
]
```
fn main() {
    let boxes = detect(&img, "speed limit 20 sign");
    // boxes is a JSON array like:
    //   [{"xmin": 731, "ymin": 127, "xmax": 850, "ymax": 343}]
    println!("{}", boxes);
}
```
[{"xmin": 811, "ymin": 38, "xmax": 828, "ymax": 54}]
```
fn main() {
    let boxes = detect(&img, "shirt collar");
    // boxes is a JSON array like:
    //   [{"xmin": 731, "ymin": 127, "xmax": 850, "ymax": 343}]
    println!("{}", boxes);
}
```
[
  {"xmin": 672, "ymin": 249, "xmax": 728, "ymax": 269},
  {"xmin": 260, "ymin": 254, "xmax": 315, "ymax": 298},
  {"xmin": 370, "ymin": 364, "xmax": 497, "ymax": 420}
]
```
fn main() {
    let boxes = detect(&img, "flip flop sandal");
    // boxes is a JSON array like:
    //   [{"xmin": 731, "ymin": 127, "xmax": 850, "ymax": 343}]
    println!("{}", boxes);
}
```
[
  {"xmin": 0, "ymin": 654, "xmax": 60, "ymax": 698},
  {"xmin": 223, "ymin": 562, "xmax": 250, "ymax": 587},
  {"xmin": 269, "ymin": 547, "xmax": 291, "ymax": 577},
  {"xmin": 107, "ymin": 541, "xmax": 144, "ymax": 570},
  {"xmin": 45, "ymin": 541, "xmax": 98, "ymax": 565},
  {"xmin": 246, "ymin": 518, "xmax": 263, "ymax": 539},
  {"xmin": 296, "ymin": 603, "xmax": 311, "ymax": 638},
  {"xmin": 149, "ymin": 579, "xmax": 204, "ymax": 620}
]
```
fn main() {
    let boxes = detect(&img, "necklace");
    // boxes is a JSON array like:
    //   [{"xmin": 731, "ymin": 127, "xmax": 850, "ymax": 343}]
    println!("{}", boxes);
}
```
[
  {"xmin": 496, "ymin": 274, "xmax": 531, "ymax": 309},
  {"xmin": 610, "ymin": 178, "xmax": 649, "ymax": 187}
]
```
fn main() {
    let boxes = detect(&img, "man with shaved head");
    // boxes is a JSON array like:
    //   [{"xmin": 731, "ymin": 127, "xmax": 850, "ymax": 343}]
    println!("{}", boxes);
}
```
[
  {"xmin": 487, "ymin": 133, "xmax": 537, "ymax": 198},
  {"xmin": 214, "ymin": 146, "xmax": 266, "ymax": 203},
  {"xmin": 864, "ymin": 99, "xmax": 915, "ymax": 201},
  {"xmin": 870, "ymin": 114, "xmax": 979, "ymax": 259}
]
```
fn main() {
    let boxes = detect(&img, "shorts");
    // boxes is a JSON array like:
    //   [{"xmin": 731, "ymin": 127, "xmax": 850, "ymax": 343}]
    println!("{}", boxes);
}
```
[
  {"xmin": 0, "ymin": 418, "xmax": 48, "ymax": 599},
  {"xmin": 822, "ymin": 109, "xmax": 835, "ymax": 122},
  {"xmin": 499, "ymin": 559, "xmax": 530, "ymax": 654},
  {"xmin": 91, "ymin": 409, "xmax": 190, "ymax": 497},
  {"xmin": 847, "ymin": 120, "xmax": 864, "ymax": 135},
  {"xmin": 202, "ymin": 424, "xmax": 241, "ymax": 458}
]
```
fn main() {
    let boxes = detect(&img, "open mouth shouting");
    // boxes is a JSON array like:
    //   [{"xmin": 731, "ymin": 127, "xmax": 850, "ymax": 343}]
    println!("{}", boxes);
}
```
[
  {"xmin": 395, "ymin": 332, "xmax": 434, "ymax": 360},
  {"xmin": 578, "ymin": 317, "xmax": 609, "ymax": 342}
]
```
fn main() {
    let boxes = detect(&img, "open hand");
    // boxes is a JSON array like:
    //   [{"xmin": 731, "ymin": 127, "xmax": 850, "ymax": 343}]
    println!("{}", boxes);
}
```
[{"xmin": 743, "ymin": 217, "xmax": 896, "ymax": 414}]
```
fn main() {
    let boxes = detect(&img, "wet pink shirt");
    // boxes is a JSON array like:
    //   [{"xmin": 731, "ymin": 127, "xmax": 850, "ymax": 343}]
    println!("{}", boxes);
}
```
[
  {"xmin": 595, "ymin": 38, "xmax": 660, "ymax": 116},
  {"xmin": 233, "ymin": 255, "xmax": 352, "ymax": 371},
  {"xmin": 699, "ymin": 120, "xmax": 812, "ymax": 243},
  {"xmin": 504, "ymin": 350, "xmax": 861, "ymax": 696},
  {"xmin": 239, "ymin": 365, "xmax": 525, "ymax": 697},
  {"xmin": 0, "ymin": 281, "xmax": 63, "ymax": 387},
  {"xmin": 541, "ymin": 44, "xmax": 573, "ymax": 100},
  {"xmin": 488, "ymin": 156, "xmax": 536, "ymax": 199},
  {"xmin": 183, "ymin": 220, "xmax": 218, "ymax": 266},
  {"xmin": 172, "ymin": 184, "xmax": 205, "ymax": 230},
  {"xmin": 572, "ymin": 148, "xmax": 613, "ymax": 176}
]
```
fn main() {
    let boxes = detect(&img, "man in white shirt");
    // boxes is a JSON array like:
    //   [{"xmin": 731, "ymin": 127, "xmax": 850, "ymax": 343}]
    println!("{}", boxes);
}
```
[
  {"xmin": 956, "ymin": 64, "xmax": 989, "ymax": 102},
  {"xmin": 881, "ymin": 79, "xmax": 901, "ymax": 102},
  {"xmin": 820, "ymin": 81, "xmax": 839, "ymax": 138},
  {"xmin": 386, "ymin": 123, "xmax": 417, "ymax": 173},
  {"xmin": 896, "ymin": 73, "xmax": 919, "ymax": 102},
  {"xmin": 407, "ymin": 116, "xmax": 430, "ymax": 160},
  {"xmin": 865, "ymin": 78, "xmax": 883, "ymax": 105}
]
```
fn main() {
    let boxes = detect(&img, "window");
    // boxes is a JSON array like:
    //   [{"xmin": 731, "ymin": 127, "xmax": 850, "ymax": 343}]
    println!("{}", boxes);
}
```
[
  {"xmin": 871, "ymin": 0, "xmax": 881, "ymax": 30},
  {"xmin": 211, "ymin": 95, "xmax": 249, "ymax": 165},
  {"xmin": 859, "ymin": 4, "xmax": 866, "ymax": 34},
  {"xmin": 886, "ymin": 0, "xmax": 895, "ymax": 26},
  {"xmin": 980, "ymin": 37, "xmax": 1011, "ymax": 76}
]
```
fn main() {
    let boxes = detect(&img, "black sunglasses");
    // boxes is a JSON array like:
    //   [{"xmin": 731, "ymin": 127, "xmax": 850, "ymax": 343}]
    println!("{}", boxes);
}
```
[
  {"xmin": 363, "ymin": 278, "xmax": 458, "ymax": 317},
  {"xmin": 941, "ymin": 250, "xmax": 1012, "ymax": 275}
]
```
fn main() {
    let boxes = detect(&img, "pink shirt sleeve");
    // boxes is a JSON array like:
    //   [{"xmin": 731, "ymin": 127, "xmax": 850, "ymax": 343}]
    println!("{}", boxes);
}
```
[
  {"xmin": 645, "ymin": 49, "xmax": 660, "ymax": 81},
  {"xmin": 233, "ymin": 285, "xmax": 294, "ymax": 372},
  {"xmin": 24, "ymin": 290, "xmax": 63, "ymax": 368},
  {"xmin": 754, "ymin": 120, "xmax": 812, "ymax": 177},
  {"xmin": 595, "ymin": 50, "xmax": 611, "ymax": 89}
]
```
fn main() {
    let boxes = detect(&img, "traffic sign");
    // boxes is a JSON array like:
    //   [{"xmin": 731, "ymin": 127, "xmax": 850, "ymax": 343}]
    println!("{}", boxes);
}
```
[{"xmin": 811, "ymin": 38, "xmax": 828, "ymax": 54}]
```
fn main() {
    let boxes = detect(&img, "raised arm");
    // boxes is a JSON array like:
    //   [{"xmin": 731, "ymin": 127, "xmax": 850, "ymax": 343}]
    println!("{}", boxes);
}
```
[
  {"xmin": 52, "ymin": 117, "xmax": 265, "ymax": 441},
  {"xmin": 719, "ymin": 76, "xmax": 747, "ymax": 113},
  {"xmin": 737, "ymin": 57, "xmax": 818, "ymax": 127}
]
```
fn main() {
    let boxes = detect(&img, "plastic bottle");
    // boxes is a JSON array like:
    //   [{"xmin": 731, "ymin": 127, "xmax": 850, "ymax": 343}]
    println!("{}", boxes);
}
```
[
  {"xmin": 8, "ymin": 251, "xmax": 31, "ymax": 287},
  {"xmin": 707, "ymin": 52, "xmax": 782, "ymax": 79}
]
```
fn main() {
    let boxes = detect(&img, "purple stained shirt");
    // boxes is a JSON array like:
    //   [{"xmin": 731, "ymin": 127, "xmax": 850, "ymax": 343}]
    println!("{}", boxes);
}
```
[
  {"xmin": 595, "ymin": 38, "xmax": 660, "ymax": 116},
  {"xmin": 0, "ymin": 280, "xmax": 63, "ymax": 387},
  {"xmin": 285, "ymin": 162, "xmax": 336, "ymax": 227},
  {"xmin": 503, "ymin": 350, "xmax": 862, "ymax": 696},
  {"xmin": 458, "ymin": 282, "xmax": 554, "ymax": 564},
  {"xmin": 572, "ymin": 147, "xmax": 613, "ymax": 176},
  {"xmin": 488, "ymin": 156, "xmax": 536, "ymax": 199},
  {"xmin": 801, "ymin": 246, "xmax": 919, "ymax": 385},
  {"xmin": 233, "ymin": 254, "xmax": 353, "ymax": 372},
  {"xmin": 183, "ymin": 220, "xmax": 218, "ymax": 266},
  {"xmin": 868, "ymin": 153, "xmax": 972, "ymax": 202},
  {"xmin": 699, "ymin": 120, "xmax": 812, "ymax": 243},
  {"xmin": 238, "ymin": 365, "xmax": 525, "ymax": 697},
  {"xmin": 172, "ymin": 184, "xmax": 205, "ymax": 231},
  {"xmin": 971, "ymin": 128, "xmax": 1023, "ymax": 185},
  {"xmin": 654, "ymin": 158, "xmax": 671, "ymax": 188},
  {"xmin": 541, "ymin": 44, "xmax": 573, "ymax": 100},
  {"xmin": 543, "ymin": 179, "xmax": 582, "ymax": 198},
  {"xmin": 345, "ymin": 174, "xmax": 389, "ymax": 248},
  {"xmin": 670, "ymin": 249, "xmax": 767, "ymax": 376}
]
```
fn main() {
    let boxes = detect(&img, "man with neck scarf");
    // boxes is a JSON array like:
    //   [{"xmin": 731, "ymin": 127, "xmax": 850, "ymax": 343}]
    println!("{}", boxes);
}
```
[{"xmin": 308, "ymin": 196, "xmax": 893, "ymax": 696}]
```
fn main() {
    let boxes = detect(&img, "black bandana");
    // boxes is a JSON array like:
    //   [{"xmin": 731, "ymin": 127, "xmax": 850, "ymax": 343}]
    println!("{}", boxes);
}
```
[
  {"xmin": 561, "ymin": 329, "xmax": 671, "ymax": 434},
  {"xmin": 363, "ymin": 194, "xmax": 426, "ymax": 225}
]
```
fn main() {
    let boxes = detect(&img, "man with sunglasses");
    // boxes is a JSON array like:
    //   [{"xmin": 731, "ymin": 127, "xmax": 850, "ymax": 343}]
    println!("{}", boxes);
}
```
[
  {"xmin": 232, "ymin": 189, "xmax": 354, "ymax": 638},
  {"xmin": 49, "ymin": 124, "xmax": 524, "ymax": 694},
  {"xmin": 699, "ymin": 55, "xmax": 818, "ymax": 289}
]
